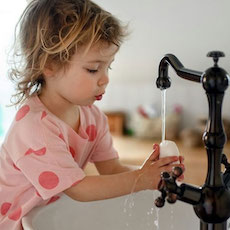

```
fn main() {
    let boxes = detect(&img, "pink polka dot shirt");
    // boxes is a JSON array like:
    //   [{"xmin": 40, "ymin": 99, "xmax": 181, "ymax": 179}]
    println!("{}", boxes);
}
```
[{"xmin": 0, "ymin": 95, "xmax": 118, "ymax": 229}]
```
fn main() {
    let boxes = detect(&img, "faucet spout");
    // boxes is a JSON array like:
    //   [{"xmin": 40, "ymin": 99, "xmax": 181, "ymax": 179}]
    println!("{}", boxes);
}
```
[{"xmin": 156, "ymin": 54, "xmax": 203, "ymax": 90}]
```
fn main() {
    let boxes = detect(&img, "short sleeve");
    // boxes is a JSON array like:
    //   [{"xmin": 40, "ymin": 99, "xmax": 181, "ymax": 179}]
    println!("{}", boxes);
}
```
[
  {"xmin": 17, "ymin": 147, "xmax": 85, "ymax": 200},
  {"xmin": 12, "ymin": 113, "xmax": 85, "ymax": 200},
  {"xmin": 89, "ymin": 112, "xmax": 119, "ymax": 162}
]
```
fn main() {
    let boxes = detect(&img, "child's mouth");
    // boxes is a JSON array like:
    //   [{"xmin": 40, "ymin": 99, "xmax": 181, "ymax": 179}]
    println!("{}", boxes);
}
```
[{"xmin": 95, "ymin": 94, "xmax": 103, "ymax": 100}]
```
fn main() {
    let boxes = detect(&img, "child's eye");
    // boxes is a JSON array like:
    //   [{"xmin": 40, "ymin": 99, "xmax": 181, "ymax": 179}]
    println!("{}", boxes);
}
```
[
  {"xmin": 108, "ymin": 66, "xmax": 112, "ymax": 70},
  {"xmin": 87, "ymin": 69, "xmax": 98, "ymax": 74}
]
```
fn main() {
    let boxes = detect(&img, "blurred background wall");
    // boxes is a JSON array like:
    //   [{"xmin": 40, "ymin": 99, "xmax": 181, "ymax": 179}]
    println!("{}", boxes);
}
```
[{"xmin": 92, "ymin": 0, "xmax": 230, "ymax": 129}]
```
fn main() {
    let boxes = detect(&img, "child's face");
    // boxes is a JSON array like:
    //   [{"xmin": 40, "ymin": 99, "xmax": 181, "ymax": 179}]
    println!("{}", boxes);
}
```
[{"xmin": 48, "ymin": 42, "xmax": 118, "ymax": 106}]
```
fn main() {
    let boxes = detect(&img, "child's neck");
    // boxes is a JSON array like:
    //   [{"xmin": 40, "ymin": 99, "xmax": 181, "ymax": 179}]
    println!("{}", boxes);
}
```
[{"xmin": 38, "ymin": 93, "xmax": 80, "ymax": 133}]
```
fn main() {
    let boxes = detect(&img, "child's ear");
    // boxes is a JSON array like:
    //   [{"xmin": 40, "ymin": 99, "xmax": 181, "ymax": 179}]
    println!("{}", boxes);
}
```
[{"xmin": 43, "ymin": 62, "xmax": 56, "ymax": 77}]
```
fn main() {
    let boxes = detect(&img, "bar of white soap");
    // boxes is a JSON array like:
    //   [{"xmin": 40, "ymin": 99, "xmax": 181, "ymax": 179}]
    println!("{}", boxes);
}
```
[{"xmin": 159, "ymin": 140, "xmax": 180, "ymax": 163}]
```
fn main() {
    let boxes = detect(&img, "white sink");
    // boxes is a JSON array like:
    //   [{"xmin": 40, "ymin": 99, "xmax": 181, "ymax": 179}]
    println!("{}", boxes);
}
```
[{"xmin": 22, "ymin": 190, "xmax": 200, "ymax": 230}]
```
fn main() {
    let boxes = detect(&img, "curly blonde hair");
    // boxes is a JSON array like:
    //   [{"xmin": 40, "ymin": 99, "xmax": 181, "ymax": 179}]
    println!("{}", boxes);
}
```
[{"xmin": 9, "ymin": 0, "xmax": 127, "ymax": 106}]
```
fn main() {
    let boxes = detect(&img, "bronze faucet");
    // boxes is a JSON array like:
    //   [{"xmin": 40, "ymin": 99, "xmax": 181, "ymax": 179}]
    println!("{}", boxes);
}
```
[{"xmin": 155, "ymin": 51, "xmax": 230, "ymax": 230}]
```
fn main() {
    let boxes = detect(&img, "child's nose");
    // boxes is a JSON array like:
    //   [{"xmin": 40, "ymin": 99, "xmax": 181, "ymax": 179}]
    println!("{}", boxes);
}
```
[{"xmin": 98, "ymin": 73, "xmax": 109, "ymax": 86}]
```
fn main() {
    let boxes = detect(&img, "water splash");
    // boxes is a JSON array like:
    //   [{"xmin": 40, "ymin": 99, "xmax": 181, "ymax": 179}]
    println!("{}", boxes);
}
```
[
  {"xmin": 154, "ymin": 207, "xmax": 160, "ymax": 229},
  {"xmin": 123, "ymin": 193, "xmax": 135, "ymax": 229},
  {"xmin": 152, "ymin": 191, "xmax": 160, "ymax": 230},
  {"xmin": 123, "ymin": 173, "xmax": 143, "ymax": 229},
  {"xmin": 170, "ymin": 205, "xmax": 174, "ymax": 230},
  {"xmin": 144, "ymin": 192, "xmax": 158, "ymax": 229},
  {"xmin": 161, "ymin": 89, "xmax": 166, "ymax": 142},
  {"xmin": 123, "ymin": 193, "xmax": 135, "ymax": 217}
]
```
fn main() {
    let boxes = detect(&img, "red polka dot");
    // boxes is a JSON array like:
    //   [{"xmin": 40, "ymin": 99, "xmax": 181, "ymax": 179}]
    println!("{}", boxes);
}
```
[
  {"xmin": 59, "ymin": 133, "xmax": 65, "ymax": 141},
  {"xmin": 8, "ymin": 207, "xmax": 22, "ymax": 221},
  {"xmin": 69, "ymin": 146, "xmax": 76, "ymax": 158},
  {"xmin": 41, "ymin": 111, "xmax": 47, "ymax": 119},
  {"xmin": 46, "ymin": 196, "xmax": 60, "ymax": 205},
  {"xmin": 1, "ymin": 202, "xmax": 11, "ymax": 215},
  {"xmin": 25, "ymin": 147, "xmax": 46, "ymax": 156},
  {"xmin": 39, "ymin": 171, "xmax": 59, "ymax": 189},
  {"xmin": 16, "ymin": 105, "xmax": 30, "ymax": 121},
  {"xmin": 25, "ymin": 148, "xmax": 33, "ymax": 156},
  {"xmin": 34, "ymin": 147, "xmax": 46, "ymax": 156},
  {"xmin": 86, "ymin": 125, "xmax": 97, "ymax": 141}
]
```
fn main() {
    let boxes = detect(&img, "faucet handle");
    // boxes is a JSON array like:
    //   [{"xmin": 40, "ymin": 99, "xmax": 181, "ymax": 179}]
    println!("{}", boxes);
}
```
[
  {"xmin": 167, "ymin": 167, "xmax": 183, "ymax": 204},
  {"xmin": 172, "ymin": 166, "xmax": 183, "ymax": 179},
  {"xmin": 154, "ymin": 172, "xmax": 170, "ymax": 207},
  {"xmin": 154, "ymin": 167, "xmax": 183, "ymax": 207},
  {"xmin": 207, "ymin": 51, "xmax": 225, "ymax": 66},
  {"xmin": 154, "ymin": 192, "xmax": 166, "ymax": 207}
]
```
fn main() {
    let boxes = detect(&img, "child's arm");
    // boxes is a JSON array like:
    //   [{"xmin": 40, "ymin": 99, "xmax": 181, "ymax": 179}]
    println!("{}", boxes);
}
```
[
  {"xmin": 94, "ymin": 158, "xmax": 139, "ymax": 174},
  {"xmin": 94, "ymin": 144, "xmax": 184, "ymax": 175},
  {"xmin": 64, "ymin": 144, "xmax": 183, "ymax": 202}
]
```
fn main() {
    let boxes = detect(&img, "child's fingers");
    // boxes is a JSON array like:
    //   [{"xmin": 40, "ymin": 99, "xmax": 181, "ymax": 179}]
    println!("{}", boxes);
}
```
[
  {"xmin": 171, "ymin": 163, "xmax": 185, "ymax": 172},
  {"xmin": 160, "ymin": 164, "xmax": 178, "ymax": 174},
  {"xmin": 155, "ymin": 156, "xmax": 179, "ymax": 168},
  {"xmin": 142, "ymin": 144, "xmax": 160, "ymax": 167},
  {"xmin": 179, "ymin": 156, "xmax": 184, "ymax": 164},
  {"xmin": 148, "ymin": 144, "xmax": 160, "ymax": 161},
  {"xmin": 177, "ymin": 174, "xmax": 185, "ymax": 181},
  {"xmin": 159, "ymin": 163, "xmax": 185, "ymax": 176},
  {"xmin": 153, "ymin": 143, "xmax": 158, "ymax": 150}
]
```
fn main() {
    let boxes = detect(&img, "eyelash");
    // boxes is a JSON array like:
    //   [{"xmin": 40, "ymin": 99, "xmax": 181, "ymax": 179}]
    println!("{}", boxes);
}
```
[
  {"xmin": 86, "ymin": 66, "xmax": 112, "ymax": 74},
  {"xmin": 87, "ymin": 69, "xmax": 98, "ymax": 73}
]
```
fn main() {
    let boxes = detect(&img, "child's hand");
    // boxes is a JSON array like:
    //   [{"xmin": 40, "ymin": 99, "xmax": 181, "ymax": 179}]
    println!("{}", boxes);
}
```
[{"xmin": 138, "ymin": 144, "xmax": 185, "ymax": 190}]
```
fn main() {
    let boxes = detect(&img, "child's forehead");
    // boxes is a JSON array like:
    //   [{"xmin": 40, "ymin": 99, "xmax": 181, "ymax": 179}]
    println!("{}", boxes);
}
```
[{"xmin": 78, "ymin": 42, "xmax": 119, "ymax": 62}]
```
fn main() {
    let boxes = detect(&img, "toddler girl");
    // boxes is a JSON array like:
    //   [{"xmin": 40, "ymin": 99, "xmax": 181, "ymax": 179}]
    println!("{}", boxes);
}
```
[{"xmin": 0, "ymin": 0, "xmax": 184, "ymax": 229}]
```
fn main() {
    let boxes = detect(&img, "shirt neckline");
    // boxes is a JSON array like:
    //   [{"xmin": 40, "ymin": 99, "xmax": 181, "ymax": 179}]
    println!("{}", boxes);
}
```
[{"xmin": 32, "ymin": 95, "xmax": 88, "ymax": 140}]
